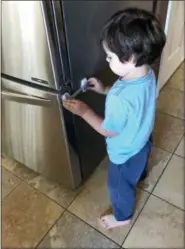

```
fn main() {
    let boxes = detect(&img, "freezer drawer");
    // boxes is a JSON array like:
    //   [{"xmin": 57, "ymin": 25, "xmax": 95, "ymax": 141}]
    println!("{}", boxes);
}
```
[
  {"xmin": 2, "ymin": 78, "xmax": 82, "ymax": 189},
  {"xmin": 2, "ymin": 1, "xmax": 60, "ymax": 89}
]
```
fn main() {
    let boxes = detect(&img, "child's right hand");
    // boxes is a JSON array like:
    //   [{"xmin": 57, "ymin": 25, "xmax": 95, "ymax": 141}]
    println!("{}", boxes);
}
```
[{"xmin": 87, "ymin": 77, "xmax": 106, "ymax": 95}]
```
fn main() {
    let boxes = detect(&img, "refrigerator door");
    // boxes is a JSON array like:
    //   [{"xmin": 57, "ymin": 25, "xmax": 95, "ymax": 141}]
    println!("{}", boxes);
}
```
[
  {"xmin": 62, "ymin": 1, "xmax": 154, "ymax": 86},
  {"xmin": 2, "ymin": 77, "xmax": 82, "ymax": 189},
  {"xmin": 2, "ymin": 1, "xmax": 63, "ymax": 89},
  {"xmin": 61, "ymin": 1, "xmax": 155, "ymax": 179}
]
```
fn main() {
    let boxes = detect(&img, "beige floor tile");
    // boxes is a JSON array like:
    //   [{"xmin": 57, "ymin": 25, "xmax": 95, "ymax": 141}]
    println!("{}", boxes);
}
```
[
  {"xmin": 175, "ymin": 136, "xmax": 185, "ymax": 157},
  {"xmin": 2, "ymin": 155, "xmax": 33, "ymax": 180},
  {"xmin": 123, "ymin": 195, "xmax": 184, "ymax": 248},
  {"xmin": 26, "ymin": 171, "xmax": 81, "ymax": 208},
  {"xmin": 68, "ymin": 168, "xmax": 149, "ymax": 245},
  {"xmin": 157, "ymin": 87, "xmax": 184, "ymax": 119},
  {"xmin": 98, "ymin": 156, "xmax": 109, "ymax": 170},
  {"xmin": 38, "ymin": 211, "xmax": 119, "ymax": 248},
  {"xmin": 166, "ymin": 61, "xmax": 184, "ymax": 92},
  {"xmin": 2, "ymin": 182, "xmax": 63, "ymax": 249},
  {"xmin": 139, "ymin": 147, "xmax": 172, "ymax": 192},
  {"xmin": 153, "ymin": 112, "xmax": 184, "ymax": 152},
  {"xmin": 153, "ymin": 155, "xmax": 184, "ymax": 210},
  {"xmin": 2, "ymin": 167, "xmax": 22, "ymax": 200}
]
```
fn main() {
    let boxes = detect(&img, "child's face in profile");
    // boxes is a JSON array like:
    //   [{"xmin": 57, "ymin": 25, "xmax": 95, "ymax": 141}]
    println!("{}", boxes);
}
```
[{"xmin": 102, "ymin": 41, "xmax": 135, "ymax": 78}]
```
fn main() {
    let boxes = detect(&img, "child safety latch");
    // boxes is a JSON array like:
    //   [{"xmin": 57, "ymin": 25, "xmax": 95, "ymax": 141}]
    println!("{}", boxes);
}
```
[{"xmin": 62, "ymin": 78, "xmax": 87, "ymax": 101}]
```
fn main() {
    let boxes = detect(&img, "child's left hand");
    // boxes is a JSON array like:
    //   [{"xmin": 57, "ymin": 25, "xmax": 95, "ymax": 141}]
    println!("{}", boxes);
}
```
[{"xmin": 62, "ymin": 99, "xmax": 90, "ymax": 117}]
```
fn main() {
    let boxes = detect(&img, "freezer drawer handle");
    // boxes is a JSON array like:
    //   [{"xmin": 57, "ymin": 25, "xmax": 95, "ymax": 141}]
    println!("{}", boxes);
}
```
[{"xmin": 1, "ymin": 91, "xmax": 51, "ymax": 103}]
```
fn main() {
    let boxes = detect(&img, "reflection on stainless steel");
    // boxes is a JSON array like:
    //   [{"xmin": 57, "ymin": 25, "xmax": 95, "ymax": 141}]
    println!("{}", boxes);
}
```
[
  {"xmin": 2, "ymin": 78, "xmax": 82, "ymax": 188},
  {"xmin": 2, "ymin": 91, "xmax": 51, "ymax": 105},
  {"xmin": 2, "ymin": 1, "xmax": 56, "ymax": 88}
]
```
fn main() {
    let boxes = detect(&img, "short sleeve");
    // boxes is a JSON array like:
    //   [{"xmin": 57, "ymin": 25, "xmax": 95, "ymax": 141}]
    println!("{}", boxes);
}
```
[{"xmin": 102, "ymin": 95, "xmax": 128, "ymax": 134}]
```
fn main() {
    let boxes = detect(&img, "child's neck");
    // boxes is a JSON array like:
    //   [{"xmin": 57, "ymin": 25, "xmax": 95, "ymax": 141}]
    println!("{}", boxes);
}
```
[{"xmin": 120, "ymin": 64, "xmax": 149, "ymax": 81}]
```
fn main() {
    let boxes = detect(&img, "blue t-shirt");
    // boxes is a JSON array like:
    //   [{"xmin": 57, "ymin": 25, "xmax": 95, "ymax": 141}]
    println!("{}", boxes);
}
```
[{"xmin": 102, "ymin": 69, "xmax": 156, "ymax": 164}]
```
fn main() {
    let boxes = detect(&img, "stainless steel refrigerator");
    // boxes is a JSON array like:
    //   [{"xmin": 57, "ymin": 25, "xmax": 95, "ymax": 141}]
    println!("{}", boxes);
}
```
[{"xmin": 1, "ymin": 1, "xmax": 168, "ymax": 189}]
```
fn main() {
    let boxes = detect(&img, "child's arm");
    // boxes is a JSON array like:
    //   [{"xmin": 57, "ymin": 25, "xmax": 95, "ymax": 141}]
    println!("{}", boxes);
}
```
[
  {"xmin": 82, "ymin": 108, "xmax": 116, "ymax": 137},
  {"xmin": 62, "ymin": 99, "xmax": 116, "ymax": 137}
]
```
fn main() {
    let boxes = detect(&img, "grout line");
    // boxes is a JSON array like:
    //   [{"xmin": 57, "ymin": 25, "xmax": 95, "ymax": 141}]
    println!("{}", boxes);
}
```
[
  {"xmin": 159, "ymin": 76, "xmax": 184, "ymax": 93},
  {"xmin": 31, "ymin": 160, "xmax": 177, "ymax": 248},
  {"xmin": 1, "ymin": 129, "xmax": 182, "ymax": 207},
  {"xmin": 36, "ymin": 207, "xmax": 121, "ymax": 248},
  {"xmin": 151, "ymin": 145, "xmax": 173, "ymax": 154},
  {"xmin": 6, "ymin": 180, "xmax": 69, "ymax": 249},
  {"xmin": 1, "ymin": 165, "xmax": 22, "ymax": 180},
  {"xmin": 138, "ymin": 187, "xmax": 185, "ymax": 213},
  {"xmin": 66, "ymin": 181, "xmax": 89, "ymax": 209},
  {"xmin": 1, "ymin": 165, "xmax": 56, "ymax": 205},
  {"xmin": 35, "ymin": 211, "xmax": 64, "ymax": 248},
  {"xmin": 121, "ymin": 146, "xmax": 174, "ymax": 246},
  {"xmin": 2, "ymin": 180, "xmax": 23, "ymax": 202},
  {"xmin": 2, "ymin": 67, "xmax": 184, "ymax": 247},
  {"xmin": 122, "ymin": 130, "xmax": 185, "ymax": 245},
  {"xmin": 162, "ymin": 62, "xmax": 184, "ymax": 87},
  {"xmin": 97, "ymin": 145, "xmax": 173, "ymax": 172},
  {"xmin": 46, "ymin": 163, "xmax": 178, "ymax": 241},
  {"xmin": 21, "ymin": 168, "xmax": 124, "ymax": 248},
  {"xmin": 150, "ymin": 152, "xmax": 174, "ymax": 193},
  {"xmin": 121, "ymin": 189, "xmax": 151, "ymax": 247},
  {"xmin": 122, "ymin": 132, "xmax": 184, "ymax": 245},
  {"xmin": 148, "ymin": 152, "xmax": 174, "ymax": 198},
  {"xmin": 21, "ymin": 178, "xmax": 69, "ymax": 210},
  {"xmin": 1, "ymin": 163, "xmax": 32, "ymax": 182},
  {"xmin": 3, "ymin": 174, "xmax": 80, "ymax": 248},
  {"xmin": 156, "ymin": 109, "xmax": 185, "ymax": 121},
  {"xmin": 150, "ymin": 193, "xmax": 185, "ymax": 212},
  {"xmin": 138, "ymin": 147, "xmax": 173, "ymax": 194},
  {"xmin": 2, "ymin": 127, "xmax": 184, "ymax": 247},
  {"xmin": 66, "ymin": 209, "xmax": 121, "ymax": 247},
  {"xmin": 20, "ymin": 168, "xmax": 87, "ymax": 211},
  {"xmin": 17, "ymin": 180, "xmax": 68, "ymax": 211},
  {"xmin": 173, "ymin": 153, "xmax": 185, "ymax": 159},
  {"xmin": 173, "ymin": 133, "xmax": 185, "ymax": 155},
  {"xmin": 165, "ymin": 85, "xmax": 184, "ymax": 93},
  {"xmin": 153, "ymin": 134, "xmax": 184, "ymax": 155}
]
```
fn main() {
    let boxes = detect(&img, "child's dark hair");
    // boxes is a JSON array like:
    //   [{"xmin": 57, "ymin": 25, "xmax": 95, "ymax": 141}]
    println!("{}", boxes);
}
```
[{"xmin": 100, "ymin": 8, "xmax": 166, "ymax": 66}]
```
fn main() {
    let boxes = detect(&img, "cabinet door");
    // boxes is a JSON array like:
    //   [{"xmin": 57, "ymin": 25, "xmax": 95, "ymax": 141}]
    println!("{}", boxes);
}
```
[{"xmin": 158, "ymin": 1, "xmax": 185, "ymax": 90}]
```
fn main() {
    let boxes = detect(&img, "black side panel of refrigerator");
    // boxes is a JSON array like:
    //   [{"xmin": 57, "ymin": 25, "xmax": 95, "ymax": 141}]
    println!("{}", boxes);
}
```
[{"xmin": 61, "ymin": 1, "xmax": 155, "ymax": 179}]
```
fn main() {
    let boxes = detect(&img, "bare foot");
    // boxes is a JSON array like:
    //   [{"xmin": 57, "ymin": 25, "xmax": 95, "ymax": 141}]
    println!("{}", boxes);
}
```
[{"xmin": 99, "ymin": 214, "xmax": 131, "ymax": 230}]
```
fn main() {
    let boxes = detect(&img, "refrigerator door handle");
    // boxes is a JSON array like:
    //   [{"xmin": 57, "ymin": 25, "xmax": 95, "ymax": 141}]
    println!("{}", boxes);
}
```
[{"xmin": 2, "ymin": 91, "xmax": 51, "ymax": 105}]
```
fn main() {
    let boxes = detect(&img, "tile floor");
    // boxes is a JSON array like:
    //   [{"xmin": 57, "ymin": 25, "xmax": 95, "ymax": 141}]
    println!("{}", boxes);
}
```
[{"xmin": 2, "ymin": 62, "xmax": 184, "ymax": 248}]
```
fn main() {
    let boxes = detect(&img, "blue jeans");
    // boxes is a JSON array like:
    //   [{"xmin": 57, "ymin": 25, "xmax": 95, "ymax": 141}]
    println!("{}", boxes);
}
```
[{"xmin": 107, "ymin": 141, "xmax": 152, "ymax": 221}]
